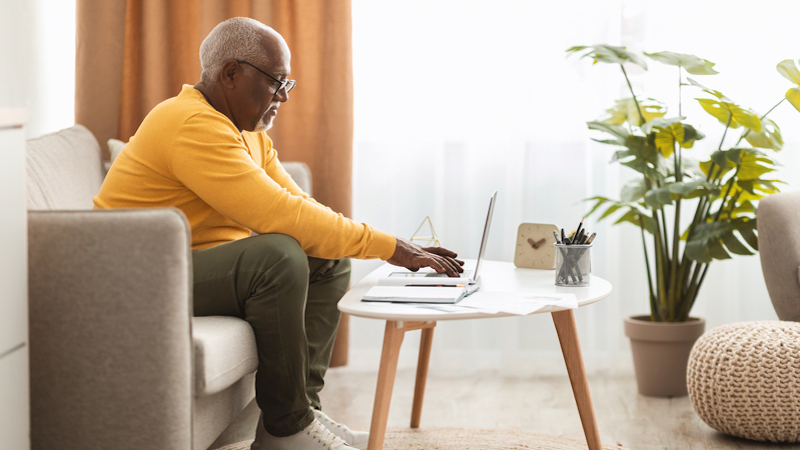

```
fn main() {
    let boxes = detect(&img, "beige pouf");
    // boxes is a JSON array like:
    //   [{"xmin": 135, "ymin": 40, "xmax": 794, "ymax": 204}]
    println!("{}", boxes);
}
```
[{"xmin": 687, "ymin": 321, "xmax": 800, "ymax": 442}]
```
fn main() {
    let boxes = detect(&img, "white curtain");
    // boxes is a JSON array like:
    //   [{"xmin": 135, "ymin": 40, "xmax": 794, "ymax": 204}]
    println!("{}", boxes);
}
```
[{"xmin": 349, "ymin": 0, "xmax": 800, "ymax": 376}]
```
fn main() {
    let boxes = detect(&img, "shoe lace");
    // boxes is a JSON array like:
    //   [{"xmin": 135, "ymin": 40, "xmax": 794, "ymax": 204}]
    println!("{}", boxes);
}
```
[
  {"xmin": 316, "ymin": 410, "xmax": 349, "ymax": 432},
  {"xmin": 307, "ymin": 419, "xmax": 347, "ymax": 449}
]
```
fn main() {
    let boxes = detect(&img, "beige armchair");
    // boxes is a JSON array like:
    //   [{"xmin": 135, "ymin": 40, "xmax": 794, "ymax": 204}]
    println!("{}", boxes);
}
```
[
  {"xmin": 757, "ymin": 189, "xmax": 800, "ymax": 321},
  {"xmin": 25, "ymin": 125, "xmax": 312, "ymax": 449}
]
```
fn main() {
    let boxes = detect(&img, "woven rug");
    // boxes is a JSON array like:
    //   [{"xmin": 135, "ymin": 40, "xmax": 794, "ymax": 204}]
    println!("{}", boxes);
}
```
[{"xmin": 213, "ymin": 427, "xmax": 630, "ymax": 450}]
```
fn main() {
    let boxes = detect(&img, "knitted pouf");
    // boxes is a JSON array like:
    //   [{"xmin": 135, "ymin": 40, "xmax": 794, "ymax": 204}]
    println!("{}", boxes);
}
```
[{"xmin": 687, "ymin": 321, "xmax": 800, "ymax": 442}]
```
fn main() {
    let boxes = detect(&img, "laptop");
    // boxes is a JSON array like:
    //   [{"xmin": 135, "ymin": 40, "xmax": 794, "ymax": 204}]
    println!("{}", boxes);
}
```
[{"xmin": 378, "ymin": 190, "xmax": 497, "ymax": 294}]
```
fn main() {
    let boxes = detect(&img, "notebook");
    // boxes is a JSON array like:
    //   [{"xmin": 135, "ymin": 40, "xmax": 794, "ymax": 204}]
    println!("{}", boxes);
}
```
[{"xmin": 373, "ymin": 191, "xmax": 497, "ymax": 298}]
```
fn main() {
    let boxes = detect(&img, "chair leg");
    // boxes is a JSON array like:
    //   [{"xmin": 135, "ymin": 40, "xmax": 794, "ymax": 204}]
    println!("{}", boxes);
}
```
[
  {"xmin": 368, "ymin": 321, "xmax": 406, "ymax": 450},
  {"xmin": 551, "ymin": 309, "xmax": 602, "ymax": 450},
  {"xmin": 410, "ymin": 326, "xmax": 435, "ymax": 428}
]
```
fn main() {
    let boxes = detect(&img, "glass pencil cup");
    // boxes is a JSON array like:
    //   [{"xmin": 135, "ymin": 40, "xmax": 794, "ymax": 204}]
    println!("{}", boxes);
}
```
[{"xmin": 554, "ymin": 243, "xmax": 592, "ymax": 287}]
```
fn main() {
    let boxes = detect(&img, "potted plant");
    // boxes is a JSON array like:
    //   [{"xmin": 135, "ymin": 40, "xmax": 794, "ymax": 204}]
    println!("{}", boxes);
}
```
[{"xmin": 567, "ymin": 45, "xmax": 800, "ymax": 396}]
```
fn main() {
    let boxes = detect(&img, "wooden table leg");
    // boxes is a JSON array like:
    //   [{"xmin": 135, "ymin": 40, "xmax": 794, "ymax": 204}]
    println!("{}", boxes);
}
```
[
  {"xmin": 368, "ymin": 321, "xmax": 406, "ymax": 450},
  {"xmin": 368, "ymin": 321, "xmax": 436, "ymax": 450},
  {"xmin": 410, "ymin": 326, "xmax": 435, "ymax": 428},
  {"xmin": 551, "ymin": 309, "xmax": 602, "ymax": 450}
]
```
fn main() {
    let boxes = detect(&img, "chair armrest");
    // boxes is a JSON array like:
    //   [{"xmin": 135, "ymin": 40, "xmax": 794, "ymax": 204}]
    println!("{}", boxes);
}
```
[
  {"xmin": 28, "ymin": 208, "xmax": 194, "ymax": 449},
  {"xmin": 758, "ymin": 190, "xmax": 800, "ymax": 321}
]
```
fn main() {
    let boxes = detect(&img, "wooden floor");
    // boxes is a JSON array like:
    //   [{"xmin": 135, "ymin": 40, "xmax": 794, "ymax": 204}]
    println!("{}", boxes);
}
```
[{"xmin": 212, "ymin": 368, "xmax": 799, "ymax": 450}]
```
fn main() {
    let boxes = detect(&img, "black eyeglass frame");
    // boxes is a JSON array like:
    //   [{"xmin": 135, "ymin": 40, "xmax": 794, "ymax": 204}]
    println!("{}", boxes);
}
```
[{"xmin": 235, "ymin": 60, "xmax": 296, "ymax": 95}]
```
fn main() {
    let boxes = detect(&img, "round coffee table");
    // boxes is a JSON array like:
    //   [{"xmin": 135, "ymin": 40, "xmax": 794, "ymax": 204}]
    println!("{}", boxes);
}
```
[{"xmin": 338, "ymin": 260, "xmax": 613, "ymax": 450}]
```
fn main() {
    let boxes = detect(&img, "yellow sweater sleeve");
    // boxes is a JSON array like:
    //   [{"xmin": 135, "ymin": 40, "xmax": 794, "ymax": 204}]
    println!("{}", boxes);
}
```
[
  {"xmin": 256, "ymin": 135, "xmax": 330, "ymax": 211},
  {"xmin": 95, "ymin": 85, "xmax": 396, "ymax": 260}
]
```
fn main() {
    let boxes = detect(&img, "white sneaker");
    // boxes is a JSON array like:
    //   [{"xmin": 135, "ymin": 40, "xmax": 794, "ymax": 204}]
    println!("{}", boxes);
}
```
[
  {"xmin": 251, "ymin": 416, "xmax": 358, "ymax": 450},
  {"xmin": 313, "ymin": 409, "xmax": 369, "ymax": 450}
]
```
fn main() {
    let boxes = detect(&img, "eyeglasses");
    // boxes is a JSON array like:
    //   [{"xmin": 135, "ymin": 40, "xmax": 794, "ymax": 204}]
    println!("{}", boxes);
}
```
[{"xmin": 236, "ymin": 60, "xmax": 296, "ymax": 95}]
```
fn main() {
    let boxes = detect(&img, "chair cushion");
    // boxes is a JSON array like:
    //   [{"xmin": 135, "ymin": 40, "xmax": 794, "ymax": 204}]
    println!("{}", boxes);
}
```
[
  {"xmin": 193, "ymin": 316, "xmax": 258, "ymax": 396},
  {"xmin": 26, "ymin": 124, "xmax": 105, "ymax": 210}
]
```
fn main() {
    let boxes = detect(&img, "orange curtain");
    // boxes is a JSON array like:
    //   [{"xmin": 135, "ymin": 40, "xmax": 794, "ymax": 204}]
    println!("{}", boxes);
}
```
[{"xmin": 75, "ymin": 0, "xmax": 353, "ymax": 366}]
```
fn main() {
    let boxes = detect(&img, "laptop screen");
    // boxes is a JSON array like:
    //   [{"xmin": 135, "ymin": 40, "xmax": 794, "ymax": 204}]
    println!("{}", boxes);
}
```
[{"xmin": 472, "ymin": 190, "xmax": 497, "ymax": 281}]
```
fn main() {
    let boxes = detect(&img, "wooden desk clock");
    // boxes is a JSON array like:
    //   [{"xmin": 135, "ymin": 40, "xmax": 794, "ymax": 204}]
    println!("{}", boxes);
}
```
[{"xmin": 514, "ymin": 223, "xmax": 559, "ymax": 269}]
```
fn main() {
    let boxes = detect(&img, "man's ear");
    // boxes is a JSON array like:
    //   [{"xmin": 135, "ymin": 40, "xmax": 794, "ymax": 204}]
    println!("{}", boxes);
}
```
[{"xmin": 219, "ymin": 60, "xmax": 240, "ymax": 89}]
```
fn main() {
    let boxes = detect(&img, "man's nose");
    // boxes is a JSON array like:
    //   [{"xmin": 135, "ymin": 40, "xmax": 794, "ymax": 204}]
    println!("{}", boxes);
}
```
[{"xmin": 276, "ymin": 88, "xmax": 289, "ymax": 102}]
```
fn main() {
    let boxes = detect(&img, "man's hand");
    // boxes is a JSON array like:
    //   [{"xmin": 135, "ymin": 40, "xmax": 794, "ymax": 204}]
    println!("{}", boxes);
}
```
[{"xmin": 386, "ymin": 237, "xmax": 465, "ymax": 277}]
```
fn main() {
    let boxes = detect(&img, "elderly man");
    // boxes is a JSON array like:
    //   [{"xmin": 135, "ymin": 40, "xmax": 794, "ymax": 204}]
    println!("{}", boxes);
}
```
[{"xmin": 94, "ymin": 16, "xmax": 463, "ymax": 450}]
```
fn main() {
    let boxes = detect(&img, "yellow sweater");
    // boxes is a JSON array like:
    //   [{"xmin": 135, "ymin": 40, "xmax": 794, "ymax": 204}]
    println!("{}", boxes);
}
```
[{"xmin": 94, "ymin": 85, "xmax": 396, "ymax": 260}]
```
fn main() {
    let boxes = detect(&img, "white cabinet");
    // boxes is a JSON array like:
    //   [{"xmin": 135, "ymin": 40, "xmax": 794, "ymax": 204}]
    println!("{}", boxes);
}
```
[{"xmin": 0, "ymin": 109, "xmax": 29, "ymax": 450}]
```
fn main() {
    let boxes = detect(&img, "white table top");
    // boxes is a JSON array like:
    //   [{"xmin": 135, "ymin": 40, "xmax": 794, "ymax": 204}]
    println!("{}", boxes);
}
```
[{"xmin": 338, "ymin": 260, "xmax": 613, "ymax": 321}]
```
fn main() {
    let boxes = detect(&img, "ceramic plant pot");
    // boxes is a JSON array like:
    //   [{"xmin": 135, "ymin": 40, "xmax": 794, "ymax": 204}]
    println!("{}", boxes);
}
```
[{"xmin": 624, "ymin": 315, "xmax": 706, "ymax": 397}]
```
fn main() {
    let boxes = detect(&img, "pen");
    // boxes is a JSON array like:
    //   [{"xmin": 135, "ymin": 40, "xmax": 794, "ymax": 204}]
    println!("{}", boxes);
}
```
[
  {"xmin": 553, "ymin": 230, "xmax": 562, "ymax": 244},
  {"xmin": 586, "ymin": 232, "xmax": 597, "ymax": 244},
  {"xmin": 561, "ymin": 228, "xmax": 566, "ymax": 242},
  {"xmin": 574, "ymin": 218, "xmax": 584, "ymax": 243}
]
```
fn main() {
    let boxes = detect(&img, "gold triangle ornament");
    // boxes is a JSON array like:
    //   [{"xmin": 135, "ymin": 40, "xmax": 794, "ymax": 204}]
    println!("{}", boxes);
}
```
[{"xmin": 410, "ymin": 216, "xmax": 441, "ymax": 248}]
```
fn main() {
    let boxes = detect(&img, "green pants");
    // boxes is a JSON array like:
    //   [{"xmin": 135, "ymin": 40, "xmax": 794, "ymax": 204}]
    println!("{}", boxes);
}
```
[{"xmin": 191, "ymin": 234, "xmax": 351, "ymax": 437}]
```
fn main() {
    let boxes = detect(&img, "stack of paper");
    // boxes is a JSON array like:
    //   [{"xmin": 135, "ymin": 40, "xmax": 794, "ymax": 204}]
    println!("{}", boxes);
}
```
[{"xmin": 458, "ymin": 292, "xmax": 578, "ymax": 315}]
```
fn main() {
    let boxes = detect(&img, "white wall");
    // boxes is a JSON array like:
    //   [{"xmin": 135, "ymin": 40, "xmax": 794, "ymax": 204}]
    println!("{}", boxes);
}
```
[{"xmin": 0, "ymin": 0, "xmax": 76, "ymax": 138}]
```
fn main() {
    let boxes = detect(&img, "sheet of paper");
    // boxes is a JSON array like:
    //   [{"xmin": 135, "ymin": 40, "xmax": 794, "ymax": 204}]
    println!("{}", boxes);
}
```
[{"xmin": 458, "ymin": 292, "xmax": 578, "ymax": 315}]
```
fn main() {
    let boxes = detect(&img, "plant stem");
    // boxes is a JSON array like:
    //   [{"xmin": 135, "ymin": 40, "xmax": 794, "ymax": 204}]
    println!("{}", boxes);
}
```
[
  {"xmin": 682, "ymin": 262, "xmax": 705, "ymax": 321},
  {"xmin": 620, "ymin": 64, "xmax": 646, "ymax": 125},
  {"xmin": 682, "ymin": 264, "xmax": 710, "ymax": 321},
  {"xmin": 727, "ymin": 191, "xmax": 742, "ymax": 219},
  {"xmin": 652, "ymin": 205, "xmax": 668, "ymax": 320},
  {"xmin": 714, "ymin": 166, "xmax": 740, "ymax": 222},
  {"xmin": 638, "ymin": 215, "xmax": 656, "ymax": 318},
  {"xmin": 718, "ymin": 114, "xmax": 733, "ymax": 152},
  {"xmin": 660, "ymin": 206, "xmax": 670, "ymax": 268},
  {"xmin": 669, "ymin": 140, "xmax": 681, "ymax": 321},
  {"xmin": 678, "ymin": 67, "xmax": 683, "ymax": 118}
]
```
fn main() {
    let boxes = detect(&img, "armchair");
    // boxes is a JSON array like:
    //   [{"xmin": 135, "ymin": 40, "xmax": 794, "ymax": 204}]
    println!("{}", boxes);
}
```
[{"xmin": 25, "ymin": 125, "xmax": 312, "ymax": 449}]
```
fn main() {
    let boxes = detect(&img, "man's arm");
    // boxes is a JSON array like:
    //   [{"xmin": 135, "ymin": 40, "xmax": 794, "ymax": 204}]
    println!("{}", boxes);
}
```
[{"xmin": 387, "ymin": 237, "xmax": 464, "ymax": 277}]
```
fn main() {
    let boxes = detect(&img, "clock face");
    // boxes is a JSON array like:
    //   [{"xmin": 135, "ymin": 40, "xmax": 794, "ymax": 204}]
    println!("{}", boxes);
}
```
[{"xmin": 514, "ymin": 223, "xmax": 559, "ymax": 269}]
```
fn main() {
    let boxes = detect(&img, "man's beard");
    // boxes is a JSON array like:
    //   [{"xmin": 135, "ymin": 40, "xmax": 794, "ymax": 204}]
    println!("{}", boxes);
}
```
[{"xmin": 254, "ymin": 114, "xmax": 274, "ymax": 132}]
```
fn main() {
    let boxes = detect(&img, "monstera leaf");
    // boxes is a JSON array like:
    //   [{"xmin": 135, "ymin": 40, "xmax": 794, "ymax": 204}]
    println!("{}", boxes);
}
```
[
  {"xmin": 745, "ymin": 117, "xmax": 783, "ymax": 151},
  {"xmin": 696, "ymin": 99, "xmax": 762, "ymax": 132},
  {"xmin": 587, "ymin": 121, "xmax": 629, "ymax": 146},
  {"xmin": 733, "ymin": 179, "xmax": 780, "ymax": 203},
  {"xmin": 613, "ymin": 207, "xmax": 657, "ymax": 234},
  {"xmin": 777, "ymin": 59, "xmax": 800, "ymax": 113},
  {"xmin": 643, "ymin": 118, "xmax": 705, "ymax": 157},
  {"xmin": 686, "ymin": 218, "xmax": 757, "ymax": 263},
  {"xmin": 646, "ymin": 51, "xmax": 718, "ymax": 75},
  {"xmin": 567, "ymin": 44, "xmax": 648, "ymax": 70},
  {"xmin": 643, "ymin": 179, "xmax": 718, "ymax": 208},
  {"xmin": 686, "ymin": 77, "xmax": 728, "ymax": 101},
  {"xmin": 601, "ymin": 97, "xmax": 667, "ymax": 127},
  {"xmin": 647, "ymin": 118, "xmax": 684, "ymax": 157}
]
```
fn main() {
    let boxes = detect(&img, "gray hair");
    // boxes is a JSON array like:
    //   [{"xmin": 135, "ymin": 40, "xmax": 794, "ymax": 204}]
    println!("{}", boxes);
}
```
[{"xmin": 199, "ymin": 17, "xmax": 271, "ymax": 84}]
